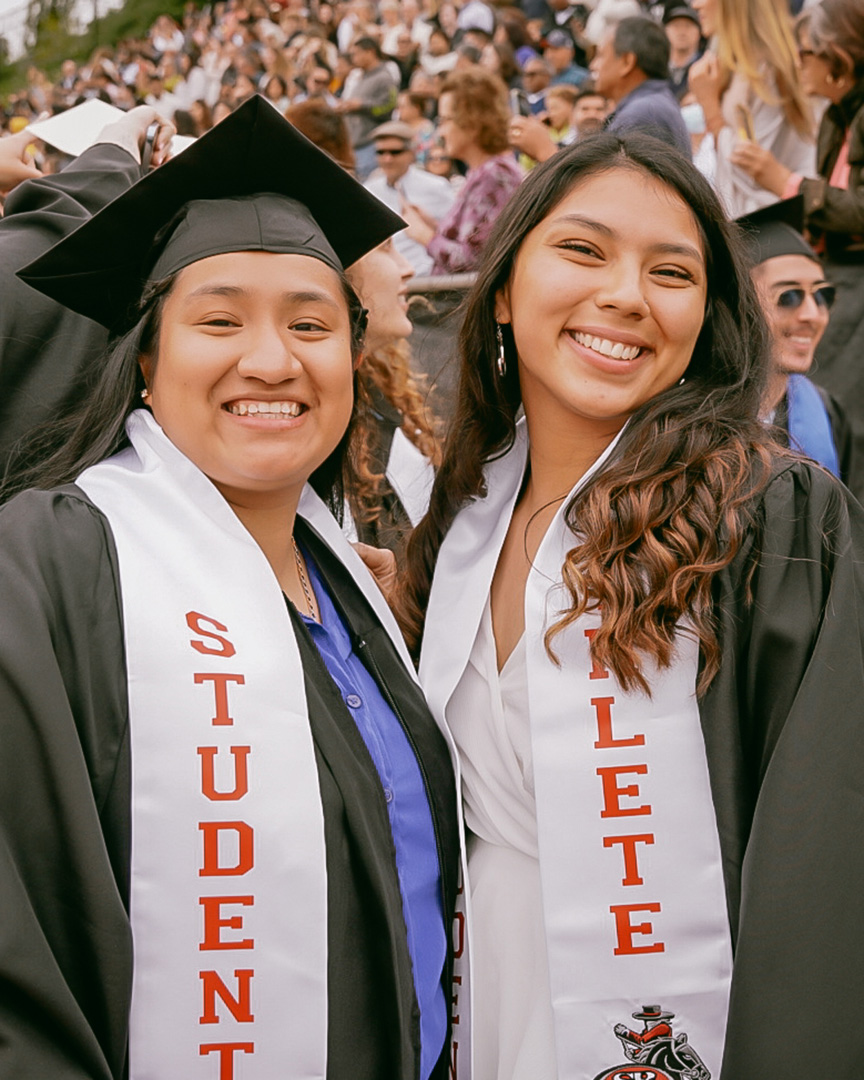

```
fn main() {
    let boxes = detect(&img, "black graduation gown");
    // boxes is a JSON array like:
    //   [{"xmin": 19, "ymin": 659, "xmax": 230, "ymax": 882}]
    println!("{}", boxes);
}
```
[
  {"xmin": 699, "ymin": 460, "xmax": 864, "ymax": 1075},
  {"xmin": 0, "ymin": 145, "xmax": 143, "ymax": 471},
  {"xmin": 772, "ymin": 383, "xmax": 857, "ymax": 492},
  {"xmin": 0, "ymin": 485, "xmax": 459, "ymax": 1080}
]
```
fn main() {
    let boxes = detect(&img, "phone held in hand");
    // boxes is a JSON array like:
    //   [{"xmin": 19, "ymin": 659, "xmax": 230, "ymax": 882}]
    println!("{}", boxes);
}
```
[
  {"xmin": 509, "ymin": 89, "xmax": 530, "ymax": 117},
  {"xmin": 141, "ymin": 122, "xmax": 160, "ymax": 170}
]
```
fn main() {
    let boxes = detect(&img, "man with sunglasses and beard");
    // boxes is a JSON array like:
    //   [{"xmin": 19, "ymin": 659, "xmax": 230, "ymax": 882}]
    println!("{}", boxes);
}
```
[{"xmin": 740, "ymin": 197, "xmax": 856, "ymax": 489}]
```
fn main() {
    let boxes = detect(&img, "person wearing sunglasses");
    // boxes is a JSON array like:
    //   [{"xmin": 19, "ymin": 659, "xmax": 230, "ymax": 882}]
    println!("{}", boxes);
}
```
[
  {"xmin": 365, "ymin": 120, "xmax": 456, "ymax": 275},
  {"xmin": 727, "ymin": 1, "xmax": 864, "ymax": 501},
  {"xmin": 739, "ymin": 196, "xmax": 855, "ymax": 487}
]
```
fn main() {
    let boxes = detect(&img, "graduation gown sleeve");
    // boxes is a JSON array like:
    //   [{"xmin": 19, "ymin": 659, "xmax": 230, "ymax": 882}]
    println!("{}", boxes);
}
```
[
  {"xmin": 699, "ymin": 460, "xmax": 864, "ymax": 1075},
  {"xmin": 818, "ymin": 384, "xmax": 857, "ymax": 492},
  {"xmin": 0, "ymin": 486, "xmax": 132, "ymax": 1080},
  {"xmin": 0, "ymin": 145, "xmax": 143, "ymax": 468}
]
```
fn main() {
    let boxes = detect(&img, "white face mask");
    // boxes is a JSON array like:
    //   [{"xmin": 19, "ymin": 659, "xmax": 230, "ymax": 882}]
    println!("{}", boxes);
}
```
[{"xmin": 681, "ymin": 102, "xmax": 706, "ymax": 134}]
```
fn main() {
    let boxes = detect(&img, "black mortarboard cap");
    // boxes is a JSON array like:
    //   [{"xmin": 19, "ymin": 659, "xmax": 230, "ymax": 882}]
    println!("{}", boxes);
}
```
[
  {"xmin": 19, "ymin": 96, "xmax": 405, "ymax": 330},
  {"xmin": 735, "ymin": 196, "xmax": 820, "ymax": 267}
]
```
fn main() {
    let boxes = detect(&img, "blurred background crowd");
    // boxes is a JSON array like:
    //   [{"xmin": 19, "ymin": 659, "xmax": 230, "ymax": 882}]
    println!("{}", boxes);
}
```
[
  {"xmin": 0, "ymin": 0, "xmax": 849, "ymax": 273},
  {"xmin": 0, "ymin": 0, "xmax": 822, "ymax": 196},
  {"xmin": 2, "ymin": 0, "xmax": 864, "ymax": 499}
]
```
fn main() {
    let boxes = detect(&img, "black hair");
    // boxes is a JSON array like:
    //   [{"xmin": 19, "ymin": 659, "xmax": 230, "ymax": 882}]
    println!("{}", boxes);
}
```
[
  {"xmin": 264, "ymin": 73, "xmax": 289, "ymax": 96},
  {"xmin": 2, "ymin": 271, "xmax": 368, "ymax": 514},
  {"xmin": 399, "ymin": 131, "xmax": 773, "ymax": 671},
  {"xmin": 353, "ymin": 36, "xmax": 383, "ymax": 58},
  {"xmin": 457, "ymin": 43, "xmax": 483, "ymax": 63},
  {"xmin": 573, "ymin": 86, "xmax": 607, "ymax": 104},
  {"xmin": 449, "ymin": 130, "xmax": 766, "ymax": 471},
  {"xmin": 173, "ymin": 108, "xmax": 198, "ymax": 136},
  {"xmin": 614, "ymin": 16, "xmax": 671, "ymax": 80}
]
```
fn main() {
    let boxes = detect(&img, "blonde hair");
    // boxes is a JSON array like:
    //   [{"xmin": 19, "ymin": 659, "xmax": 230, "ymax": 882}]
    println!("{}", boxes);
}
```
[{"xmin": 715, "ymin": 0, "xmax": 812, "ymax": 136}]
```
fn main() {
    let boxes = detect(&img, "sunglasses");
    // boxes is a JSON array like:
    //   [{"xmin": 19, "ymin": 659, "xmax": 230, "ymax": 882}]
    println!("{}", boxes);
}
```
[
  {"xmin": 376, "ymin": 146, "xmax": 410, "ymax": 157},
  {"xmin": 776, "ymin": 285, "xmax": 835, "ymax": 310}
]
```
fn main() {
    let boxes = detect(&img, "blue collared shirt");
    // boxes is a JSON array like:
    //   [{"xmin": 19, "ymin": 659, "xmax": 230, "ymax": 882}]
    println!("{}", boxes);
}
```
[
  {"xmin": 299, "ymin": 551, "xmax": 447, "ymax": 1079},
  {"xmin": 607, "ymin": 78, "xmax": 693, "ymax": 158}
]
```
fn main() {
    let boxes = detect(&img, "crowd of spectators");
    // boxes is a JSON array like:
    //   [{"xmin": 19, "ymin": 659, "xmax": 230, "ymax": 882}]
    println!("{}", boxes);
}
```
[
  {"xmin": 0, "ymin": 4, "xmax": 805, "ymax": 160},
  {"xmin": 0, "ymin": 0, "xmax": 850, "ymax": 281}
]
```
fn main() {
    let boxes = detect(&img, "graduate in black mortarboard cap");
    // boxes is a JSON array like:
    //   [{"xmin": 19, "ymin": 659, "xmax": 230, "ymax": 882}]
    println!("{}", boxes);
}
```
[
  {"xmin": 0, "ymin": 96, "xmax": 459, "ymax": 1080},
  {"xmin": 737, "ymin": 195, "xmax": 856, "ymax": 488}
]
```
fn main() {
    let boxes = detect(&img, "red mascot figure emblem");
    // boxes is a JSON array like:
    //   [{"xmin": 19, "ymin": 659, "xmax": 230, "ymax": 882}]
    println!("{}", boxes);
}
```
[{"xmin": 593, "ymin": 1005, "xmax": 711, "ymax": 1080}]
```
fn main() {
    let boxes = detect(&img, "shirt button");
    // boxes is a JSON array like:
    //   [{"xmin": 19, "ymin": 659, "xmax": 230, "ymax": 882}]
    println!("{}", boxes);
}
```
[
  {"xmin": 384, "ymin": 788, "xmax": 394, "ymax": 803},
  {"xmin": 346, "ymin": 693, "xmax": 362, "ymax": 709}
]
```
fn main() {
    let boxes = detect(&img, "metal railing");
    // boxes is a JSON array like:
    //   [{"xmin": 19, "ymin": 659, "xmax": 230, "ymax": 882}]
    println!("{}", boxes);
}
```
[{"xmin": 407, "ymin": 272, "xmax": 476, "ymax": 296}]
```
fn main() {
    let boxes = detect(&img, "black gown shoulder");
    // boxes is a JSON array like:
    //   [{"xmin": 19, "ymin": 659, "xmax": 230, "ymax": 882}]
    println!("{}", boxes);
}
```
[
  {"xmin": 700, "ymin": 459, "xmax": 864, "ymax": 1076},
  {"xmin": 817, "ymin": 383, "xmax": 857, "ymax": 490},
  {"xmin": 0, "ymin": 485, "xmax": 132, "ymax": 1080},
  {"xmin": 773, "ymin": 383, "xmax": 858, "ymax": 491}
]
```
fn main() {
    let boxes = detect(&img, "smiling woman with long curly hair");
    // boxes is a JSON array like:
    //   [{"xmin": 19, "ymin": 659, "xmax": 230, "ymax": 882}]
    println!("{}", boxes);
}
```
[{"xmin": 400, "ymin": 131, "xmax": 864, "ymax": 1079}]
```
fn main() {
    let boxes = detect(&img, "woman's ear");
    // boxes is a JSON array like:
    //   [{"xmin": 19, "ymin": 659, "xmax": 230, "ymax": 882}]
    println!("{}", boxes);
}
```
[
  {"xmin": 494, "ymin": 284, "xmax": 512, "ymax": 324},
  {"xmin": 139, "ymin": 355, "xmax": 153, "ymax": 393}
]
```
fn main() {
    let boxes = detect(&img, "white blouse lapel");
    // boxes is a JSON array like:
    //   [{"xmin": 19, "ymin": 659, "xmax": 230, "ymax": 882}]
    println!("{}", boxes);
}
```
[{"xmin": 420, "ymin": 422, "xmax": 529, "ymax": 724}]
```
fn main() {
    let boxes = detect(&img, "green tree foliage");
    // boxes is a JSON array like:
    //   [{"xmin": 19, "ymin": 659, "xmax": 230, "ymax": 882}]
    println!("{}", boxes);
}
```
[{"xmin": 2, "ymin": 0, "xmax": 188, "ymax": 99}]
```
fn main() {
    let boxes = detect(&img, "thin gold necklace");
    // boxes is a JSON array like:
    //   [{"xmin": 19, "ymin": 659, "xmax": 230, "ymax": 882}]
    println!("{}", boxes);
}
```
[{"xmin": 292, "ymin": 537, "xmax": 317, "ymax": 619}]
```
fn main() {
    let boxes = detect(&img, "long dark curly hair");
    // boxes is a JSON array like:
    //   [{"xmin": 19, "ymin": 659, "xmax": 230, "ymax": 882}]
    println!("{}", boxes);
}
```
[{"xmin": 398, "ymin": 132, "xmax": 776, "ymax": 695}]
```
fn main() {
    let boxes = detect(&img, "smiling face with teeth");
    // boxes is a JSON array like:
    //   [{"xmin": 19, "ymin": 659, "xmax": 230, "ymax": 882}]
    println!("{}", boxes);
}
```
[
  {"xmin": 495, "ymin": 166, "xmax": 707, "ymax": 448},
  {"xmin": 140, "ymin": 249, "xmax": 355, "ymax": 509}
]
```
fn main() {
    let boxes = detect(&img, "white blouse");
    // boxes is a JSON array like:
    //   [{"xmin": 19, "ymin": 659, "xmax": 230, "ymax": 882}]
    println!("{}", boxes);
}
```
[{"xmin": 447, "ymin": 599, "xmax": 558, "ymax": 1080}]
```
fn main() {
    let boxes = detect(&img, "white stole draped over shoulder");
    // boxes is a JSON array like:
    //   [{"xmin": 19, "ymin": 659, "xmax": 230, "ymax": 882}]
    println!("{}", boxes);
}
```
[
  {"xmin": 78, "ymin": 409, "xmax": 414, "ymax": 1080},
  {"xmin": 421, "ymin": 420, "xmax": 732, "ymax": 1080},
  {"xmin": 387, "ymin": 427, "xmax": 435, "ymax": 527}
]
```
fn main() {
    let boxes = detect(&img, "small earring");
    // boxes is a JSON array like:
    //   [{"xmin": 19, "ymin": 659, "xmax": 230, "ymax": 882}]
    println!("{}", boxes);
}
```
[
  {"xmin": 678, "ymin": 376, "xmax": 686, "ymax": 386},
  {"xmin": 496, "ymin": 322, "xmax": 507, "ymax": 378},
  {"xmin": 141, "ymin": 388, "xmax": 150, "ymax": 402}
]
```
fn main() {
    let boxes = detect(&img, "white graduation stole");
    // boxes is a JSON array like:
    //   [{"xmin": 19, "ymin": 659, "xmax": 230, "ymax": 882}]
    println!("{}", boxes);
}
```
[
  {"xmin": 386, "ymin": 426, "xmax": 435, "ymax": 527},
  {"xmin": 422, "ymin": 421, "xmax": 732, "ymax": 1079},
  {"xmin": 78, "ymin": 410, "xmax": 334, "ymax": 1080}
]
